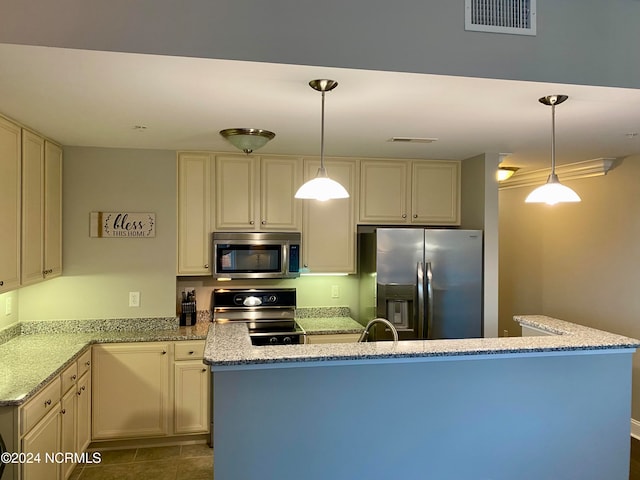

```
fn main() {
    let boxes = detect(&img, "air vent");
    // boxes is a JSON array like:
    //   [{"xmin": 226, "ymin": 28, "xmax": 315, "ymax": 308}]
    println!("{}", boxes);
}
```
[
  {"xmin": 388, "ymin": 137, "xmax": 438, "ymax": 144},
  {"xmin": 465, "ymin": 0, "xmax": 536, "ymax": 36}
]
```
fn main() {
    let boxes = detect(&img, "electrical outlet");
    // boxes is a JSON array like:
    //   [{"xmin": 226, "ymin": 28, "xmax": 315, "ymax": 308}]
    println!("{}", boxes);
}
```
[
  {"xmin": 5, "ymin": 297, "xmax": 12, "ymax": 316},
  {"xmin": 503, "ymin": 329, "xmax": 509, "ymax": 337},
  {"xmin": 331, "ymin": 285, "xmax": 339, "ymax": 298},
  {"xmin": 129, "ymin": 291, "xmax": 140, "ymax": 307}
]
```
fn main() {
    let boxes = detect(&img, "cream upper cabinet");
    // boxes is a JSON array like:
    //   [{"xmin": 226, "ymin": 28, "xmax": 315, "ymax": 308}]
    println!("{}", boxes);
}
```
[
  {"xmin": 359, "ymin": 159, "xmax": 460, "ymax": 225},
  {"xmin": 215, "ymin": 155, "xmax": 301, "ymax": 231},
  {"xmin": 359, "ymin": 159, "xmax": 410, "ymax": 223},
  {"xmin": 44, "ymin": 141, "xmax": 63, "ymax": 279},
  {"xmin": 92, "ymin": 342, "xmax": 171, "ymax": 439},
  {"xmin": 411, "ymin": 161, "xmax": 460, "ymax": 225},
  {"xmin": 21, "ymin": 129, "xmax": 45, "ymax": 286},
  {"xmin": 301, "ymin": 157, "xmax": 358, "ymax": 274},
  {"xmin": 21, "ymin": 132, "xmax": 63, "ymax": 287},
  {"xmin": 177, "ymin": 152, "xmax": 214, "ymax": 275},
  {"xmin": 0, "ymin": 116, "xmax": 21, "ymax": 293}
]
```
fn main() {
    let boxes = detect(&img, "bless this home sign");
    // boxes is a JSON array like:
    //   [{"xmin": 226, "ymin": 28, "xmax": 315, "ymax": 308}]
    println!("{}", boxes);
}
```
[{"xmin": 89, "ymin": 212, "xmax": 156, "ymax": 238}]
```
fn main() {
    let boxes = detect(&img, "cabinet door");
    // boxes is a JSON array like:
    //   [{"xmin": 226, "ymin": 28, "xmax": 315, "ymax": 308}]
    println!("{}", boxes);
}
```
[
  {"xmin": 60, "ymin": 388, "xmax": 76, "ymax": 480},
  {"xmin": 359, "ymin": 159, "xmax": 410, "ymax": 224},
  {"xmin": 302, "ymin": 157, "xmax": 357, "ymax": 273},
  {"xmin": 21, "ymin": 130, "xmax": 45, "ymax": 286},
  {"xmin": 411, "ymin": 161, "xmax": 460, "ymax": 225},
  {"xmin": 0, "ymin": 116, "xmax": 21, "ymax": 293},
  {"xmin": 259, "ymin": 156, "xmax": 302, "ymax": 231},
  {"xmin": 177, "ymin": 152, "xmax": 214, "ymax": 275},
  {"xmin": 44, "ymin": 141, "xmax": 62, "ymax": 279},
  {"xmin": 174, "ymin": 360, "xmax": 210, "ymax": 434},
  {"xmin": 92, "ymin": 342, "xmax": 170, "ymax": 439},
  {"xmin": 21, "ymin": 406, "xmax": 61, "ymax": 480},
  {"xmin": 215, "ymin": 155, "xmax": 256, "ymax": 230},
  {"xmin": 75, "ymin": 372, "xmax": 91, "ymax": 454}
]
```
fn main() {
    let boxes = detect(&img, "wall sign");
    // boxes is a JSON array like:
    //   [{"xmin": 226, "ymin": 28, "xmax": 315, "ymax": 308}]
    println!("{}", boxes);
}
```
[{"xmin": 90, "ymin": 212, "xmax": 156, "ymax": 238}]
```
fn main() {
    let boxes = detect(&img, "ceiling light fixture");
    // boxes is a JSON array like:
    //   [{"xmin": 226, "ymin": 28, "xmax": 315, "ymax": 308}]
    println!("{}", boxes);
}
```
[
  {"xmin": 497, "ymin": 166, "xmax": 519, "ymax": 182},
  {"xmin": 525, "ymin": 95, "xmax": 581, "ymax": 205},
  {"xmin": 294, "ymin": 79, "xmax": 349, "ymax": 202},
  {"xmin": 219, "ymin": 128, "xmax": 275, "ymax": 155}
]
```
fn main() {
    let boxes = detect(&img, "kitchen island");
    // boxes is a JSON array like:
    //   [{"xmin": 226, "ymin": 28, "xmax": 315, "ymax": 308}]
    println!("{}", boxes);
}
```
[{"xmin": 205, "ymin": 315, "xmax": 640, "ymax": 480}]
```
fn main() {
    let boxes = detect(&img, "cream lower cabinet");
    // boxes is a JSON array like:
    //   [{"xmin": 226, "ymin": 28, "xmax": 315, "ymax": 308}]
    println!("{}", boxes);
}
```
[
  {"xmin": 359, "ymin": 159, "xmax": 460, "ymax": 225},
  {"xmin": 0, "ymin": 116, "xmax": 21, "ymax": 293},
  {"xmin": 92, "ymin": 342, "xmax": 171, "ymax": 439},
  {"xmin": 177, "ymin": 152, "xmax": 214, "ymax": 275},
  {"xmin": 214, "ymin": 155, "xmax": 302, "ymax": 231},
  {"xmin": 301, "ymin": 157, "xmax": 358, "ymax": 274},
  {"xmin": 21, "ymin": 405, "xmax": 61, "ymax": 480},
  {"xmin": 92, "ymin": 340, "xmax": 209, "ymax": 441},
  {"xmin": 174, "ymin": 341, "xmax": 209, "ymax": 434},
  {"xmin": 305, "ymin": 333, "xmax": 361, "ymax": 344}
]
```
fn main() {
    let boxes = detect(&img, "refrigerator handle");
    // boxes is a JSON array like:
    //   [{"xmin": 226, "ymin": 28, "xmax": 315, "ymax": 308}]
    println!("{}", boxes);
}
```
[
  {"xmin": 417, "ymin": 262, "xmax": 425, "ymax": 339},
  {"xmin": 426, "ymin": 261, "xmax": 434, "ymax": 340}
]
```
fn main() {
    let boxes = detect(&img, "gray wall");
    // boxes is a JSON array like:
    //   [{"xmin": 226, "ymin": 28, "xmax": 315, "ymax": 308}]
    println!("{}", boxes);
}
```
[
  {"xmin": 18, "ymin": 147, "xmax": 177, "ymax": 320},
  {"xmin": 0, "ymin": 1, "xmax": 639, "ymax": 88},
  {"xmin": 214, "ymin": 351, "xmax": 633, "ymax": 479},
  {"xmin": 499, "ymin": 155, "xmax": 640, "ymax": 420}
]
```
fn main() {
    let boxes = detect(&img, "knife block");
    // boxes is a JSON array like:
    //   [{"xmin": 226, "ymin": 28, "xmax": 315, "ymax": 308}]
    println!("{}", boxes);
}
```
[{"xmin": 180, "ymin": 301, "xmax": 197, "ymax": 326}]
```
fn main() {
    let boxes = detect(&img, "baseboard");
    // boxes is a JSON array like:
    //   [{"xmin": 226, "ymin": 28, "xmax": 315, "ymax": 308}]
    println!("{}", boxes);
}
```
[{"xmin": 631, "ymin": 418, "xmax": 640, "ymax": 440}]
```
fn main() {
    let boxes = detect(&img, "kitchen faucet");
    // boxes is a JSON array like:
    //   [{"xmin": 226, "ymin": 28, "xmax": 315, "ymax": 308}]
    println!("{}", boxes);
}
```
[{"xmin": 358, "ymin": 318, "xmax": 399, "ymax": 343}]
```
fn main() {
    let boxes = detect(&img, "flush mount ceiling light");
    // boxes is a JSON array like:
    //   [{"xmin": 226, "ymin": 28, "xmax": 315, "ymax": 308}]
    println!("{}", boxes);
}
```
[
  {"xmin": 295, "ymin": 79, "xmax": 349, "ymax": 202},
  {"xmin": 497, "ymin": 166, "xmax": 519, "ymax": 182},
  {"xmin": 525, "ymin": 95, "xmax": 581, "ymax": 205},
  {"xmin": 219, "ymin": 128, "xmax": 275, "ymax": 155}
]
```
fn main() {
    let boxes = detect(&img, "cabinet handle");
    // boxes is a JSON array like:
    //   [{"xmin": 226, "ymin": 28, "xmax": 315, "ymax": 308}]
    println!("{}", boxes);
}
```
[
  {"xmin": 0, "ymin": 281, "xmax": 3, "ymax": 286},
  {"xmin": 261, "ymin": 220, "xmax": 266, "ymax": 225},
  {"xmin": 202, "ymin": 368, "xmax": 207, "ymax": 373},
  {"xmin": 161, "ymin": 350, "xmax": 167, "ymax": 355},
  {"xmin": 402, "ymin": 214, "xmax": 407, "ymax": 218},
  {"xmin": 85, "ymin": 361, "xmax": 91, "ymax": 367},
  {"xmin": 188, "ymin": 350, "xmax": 194, "ymax": 355},
  {"xmin": 249, "ymin": 220, "xmax": 255, "ymax": 225},
  {"xmin": 204, "ymin": 264, "xmax": 209, "ymax": 269},
  {"xmin": 44, "ymin": 399, "xmax": 52, "ymax": 407},
  {"xmin": 61, "ymin": 408, "xmax": 66, "ymax": 414},
  {"xmin": 71, "ymin": 375, "xmax": 77, "ymax": 381},
  {"xmin": 413, "ymin": 214, "xmax": 418, "ymax": 218}
]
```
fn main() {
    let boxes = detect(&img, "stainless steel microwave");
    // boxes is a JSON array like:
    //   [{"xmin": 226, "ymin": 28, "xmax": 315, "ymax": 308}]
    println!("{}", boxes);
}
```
[{"xmin": 212, "ymin": 232, "xmax": 301, "ymax": 279}]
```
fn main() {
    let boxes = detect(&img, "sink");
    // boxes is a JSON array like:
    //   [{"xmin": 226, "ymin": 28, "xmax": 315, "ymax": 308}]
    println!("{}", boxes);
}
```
[{"xmin": 358, "ymin": 318, "xmax": 399, "ymax": 342}]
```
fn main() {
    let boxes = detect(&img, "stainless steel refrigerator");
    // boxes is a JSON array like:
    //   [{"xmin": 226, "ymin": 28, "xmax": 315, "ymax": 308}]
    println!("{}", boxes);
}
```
[{"xmin": 358, "ymin": 228, "xmax": 483, "ymax": 340}]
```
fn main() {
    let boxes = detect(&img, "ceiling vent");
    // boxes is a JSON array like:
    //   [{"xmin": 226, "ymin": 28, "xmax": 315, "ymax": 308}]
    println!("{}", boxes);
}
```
[{"xmin": 465, "ymin": 0, "xmax": 536, "ymax": 36}]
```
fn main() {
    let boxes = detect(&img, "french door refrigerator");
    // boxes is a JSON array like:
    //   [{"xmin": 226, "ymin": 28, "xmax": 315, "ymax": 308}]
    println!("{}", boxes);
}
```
[{"xmin": 358, "ymin": 228, "xmax": 483, "ymax": 340}]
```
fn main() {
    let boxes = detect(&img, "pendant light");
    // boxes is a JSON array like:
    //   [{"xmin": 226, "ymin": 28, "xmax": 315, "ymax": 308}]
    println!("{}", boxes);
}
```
[
  {"xmin": 525, "ymin": 95, "xmax": 581, "ymax": 205},
  {"xmin": 295, "ymin": 79, "xmax": 349, "ymax": 201},
  {"xmin": 219, "ymin": 128, "xmax": 275, "ymax": 154}
]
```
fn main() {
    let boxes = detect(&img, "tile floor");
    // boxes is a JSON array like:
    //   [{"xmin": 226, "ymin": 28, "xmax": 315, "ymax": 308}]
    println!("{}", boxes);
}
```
[{"xmin": 69, "ymin": 444, "xmax": 213, "ymax": 480}]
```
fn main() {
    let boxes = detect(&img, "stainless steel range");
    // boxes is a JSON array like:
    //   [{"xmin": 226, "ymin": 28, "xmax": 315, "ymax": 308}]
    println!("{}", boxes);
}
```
[{"xmin": 212, "ymin": 288, "xmax": 305, "ymax": 346}]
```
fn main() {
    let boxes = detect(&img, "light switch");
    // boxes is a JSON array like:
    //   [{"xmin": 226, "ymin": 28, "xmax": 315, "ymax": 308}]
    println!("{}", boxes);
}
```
[{"xmin": 331, "ymin": 285, "xmax": 339, "ymax": 298}]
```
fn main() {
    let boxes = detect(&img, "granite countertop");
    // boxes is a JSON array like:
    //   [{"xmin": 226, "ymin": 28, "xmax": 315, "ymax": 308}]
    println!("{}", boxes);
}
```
[
  {"xmin": 204, "ymin": 315, "xmax": 640, "ymax": 369},
  {"xmin": 295, "ymin": 316, "xmax": 364, "ymax": 335},
  {"xmin": 0, "ymin": 319, "xmax": 210, "ymax": 406}
]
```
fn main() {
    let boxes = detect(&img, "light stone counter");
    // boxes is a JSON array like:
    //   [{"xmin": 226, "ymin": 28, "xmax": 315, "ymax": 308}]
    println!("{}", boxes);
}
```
[
  {"xmin": 204, "ymin": 314, "xmax": 640, "ymax": 369},
  {"xmin": 295, "ymin": 316, "xmax": 364, "ymax": 335},
  {"xmin": 0, "ymin": 319, "xmax": 210, "ymax": 406}
]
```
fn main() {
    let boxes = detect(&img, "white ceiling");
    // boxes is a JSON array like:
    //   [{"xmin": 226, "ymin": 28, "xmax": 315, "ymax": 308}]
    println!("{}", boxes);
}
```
[{"xmin": 1, "ymin": 43, "xmax": 639, "ymax": 170}]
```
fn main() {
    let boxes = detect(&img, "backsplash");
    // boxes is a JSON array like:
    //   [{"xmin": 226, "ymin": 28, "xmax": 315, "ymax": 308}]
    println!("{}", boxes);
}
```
[
  {"xmin": 19, "ymin": 317, "xmax": 179, "ymax": 335},
  {"xmin": 295, "ymin": 307, "xmax": 352, "ymax": 318}
]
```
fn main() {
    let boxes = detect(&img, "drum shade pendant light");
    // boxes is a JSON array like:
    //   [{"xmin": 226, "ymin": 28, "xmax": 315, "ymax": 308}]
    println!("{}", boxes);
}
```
[
  {"xmin": 295, "ymin": 79, "xmax": 349, "ymax": 201},
  {"xmin": 525, "ymin": 95, "xmax": 581, "ymax": 205},
  {"xmin": 219, "ymin": 128, "xmax": 275, "ymax": 154}
]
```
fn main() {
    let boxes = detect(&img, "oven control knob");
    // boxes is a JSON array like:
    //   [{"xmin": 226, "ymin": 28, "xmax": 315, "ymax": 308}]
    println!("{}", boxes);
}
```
[
  {"xmin": 283, "ymin": 336, "xmax": 292, "ymax": 345},
  {"xmin": 243, "ymin": 296, "xmax": 262, "ymax": 307},
  {"xmin": 267, "ymin": 295, "xmax": 277, "ymax": 303},
  {"xmin": 269, "ymin": 336, "xmax": 279, "ymax": 345}
]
